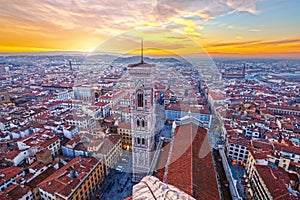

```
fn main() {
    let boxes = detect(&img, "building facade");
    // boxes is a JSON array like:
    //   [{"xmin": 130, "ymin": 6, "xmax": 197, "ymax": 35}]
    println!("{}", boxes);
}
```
[
  {"xmin": 226, "ymin": 138, "xmax": 250, "ymax": 163},
  {"xmin": 117, "ymin": 122, "xmax": 132, "ymax": 151}
]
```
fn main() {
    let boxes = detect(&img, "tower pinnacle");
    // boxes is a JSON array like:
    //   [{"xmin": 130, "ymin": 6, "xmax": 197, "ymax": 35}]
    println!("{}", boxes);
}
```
[{"xmin": 141, "ymin": 39, "xmax": 144, "ymax": 63}]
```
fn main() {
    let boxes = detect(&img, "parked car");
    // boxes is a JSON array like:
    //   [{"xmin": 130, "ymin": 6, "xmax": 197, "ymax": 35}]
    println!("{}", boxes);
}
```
[{"xmin": 116, "ymin": 165, "xmax": 124, "ymax": 173}]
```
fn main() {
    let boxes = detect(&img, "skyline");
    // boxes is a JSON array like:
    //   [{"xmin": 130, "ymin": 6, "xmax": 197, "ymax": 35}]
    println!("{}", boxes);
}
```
[{"xmin": 0, "ymin": 0, "xmax": 299, "ymax": 57}]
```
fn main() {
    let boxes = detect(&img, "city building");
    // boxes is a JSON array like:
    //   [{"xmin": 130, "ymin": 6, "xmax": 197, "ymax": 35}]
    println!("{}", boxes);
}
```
[
  {"xmin": 38, "ymin": 156, "xmax": 105, "ymax": 200},
  {"xmin": 73, "ymin": 84, "xmax": 101, "ymax": 102},
  {"xmin": 65, "ymin": 111, "xmax": 95, "ymax": 130},
  {"xmin": 117, "ymin": 121, "xmax": 132, "ymax": 150},
  {"xmin": 226, "ymin": 137, "xmax": 250, "ymax": 163},
  {"xmin": 17, "ymin": 130, "xmax": 61, "ymax": 157},
  {"xmin": 4, "ymin": 149, "xmax": 31, "ymax": 166},
  {"xmin": 89, "ymin": 134, "xmax": 122, "ymax": 176},
  {"xmin": 0, "ymin": 91, "xmax": 11, "ymax": 105},
  {"xmin": 245, "ymin": 149, "xmax": 297, "ymax": 200},
  {"xmin": 0, "ymin": 185, "xmax": 33, "ymax": 200},
  {"xmin": 267, "ymin": 104, "xmax": 300, "ymax": 116},
  {"xmin": 221, "ymin": 64, "xmax": 245, "ymax": 79},
  {"xmin": 110, "ymin": 105, "xmax": 131, "ymax": 123},
  {"xmin": 35, "ymin": 149, "xmax": 53, "ymax": 164},
  {"xmin": 98, "ymin": 90, "xmax": 127, "ymax": 107},
  {"xmin": 27, "ymin": 166, "xmax": 57, "ymax": 200},
  {"xmin": 165, "ymin": 102, "xmax": 212, "ymax": 127},
  {"xmin": 0, "ymin": 166, "xmax": 26, "ymax": 191},
  {"xmin": 62, "ymin": 136, "xmax": 91, "ymax": 158}
]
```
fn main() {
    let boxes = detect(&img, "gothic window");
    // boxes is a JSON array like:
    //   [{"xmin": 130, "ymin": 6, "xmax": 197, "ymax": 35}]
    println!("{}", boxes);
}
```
[
  {"xmin": 137, "ymin": 137, "xmax": 140, "ymax": 144},
  {"xmin": 142, "ymin": 138, "xmax": 145, "ymax": 145},
  {"xmin": 137, "ymin": 119, "xmax": 140, "ymax": 127},
  {"xmin": 141, "ymin": 120, "xmax": 145, "ymax": 127},
  {"xmin": 137, "ymin": 90, "xmax": 144, "ymax": 107}
]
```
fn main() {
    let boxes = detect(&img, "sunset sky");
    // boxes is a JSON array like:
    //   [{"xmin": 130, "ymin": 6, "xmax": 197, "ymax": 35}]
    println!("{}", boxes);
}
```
[{"xmin": 0, "ymin": 0, "xmax": 299, "ymax": 57}]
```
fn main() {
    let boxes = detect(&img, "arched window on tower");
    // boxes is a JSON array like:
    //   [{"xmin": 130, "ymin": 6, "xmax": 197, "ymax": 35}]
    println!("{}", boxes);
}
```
[
  {"xmin": 137, "ymin": 90, "xmax": 144, "ymax": 107},
  {"xmin": 141, "ymin": 120, "xmax": 145, "ymax": 127},
  {"xmin": 137, "ymin": 119, "xmax": 140, "ymax": 127}
]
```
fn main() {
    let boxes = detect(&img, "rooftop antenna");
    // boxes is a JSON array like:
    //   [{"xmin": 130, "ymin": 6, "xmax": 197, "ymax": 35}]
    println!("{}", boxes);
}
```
[{"xmin": 141, "ymin": 38, "xmax": 144, "ymax": 63}]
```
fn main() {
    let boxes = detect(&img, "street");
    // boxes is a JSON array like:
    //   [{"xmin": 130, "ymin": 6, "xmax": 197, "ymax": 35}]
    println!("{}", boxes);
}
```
[{"xmin": 97, "ymin": 151, "xmax": 134, "ymax": 200}]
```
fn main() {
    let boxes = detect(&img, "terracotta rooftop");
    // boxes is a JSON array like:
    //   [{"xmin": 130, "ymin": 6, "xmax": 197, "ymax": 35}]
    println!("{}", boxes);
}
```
[
  {"xmin": 4, "ymin": 185, "xmax": 31, "ymax": 199},
  {"xmin": 27, "ymin": 166, "xmax": 57, "ymax": 188},
  {"xmin": 0, "ymin": 166, "xmax": 25, "ymax": 186},
  {"xmin": 118, "ymin": 121, "xmax": 131, "ymax": 129},
  {"xmin": 227, "ymin": 137, "xmax": 251, "ymax": 148},
  {"xmin": 249, "ymin": 147, "xmax": 272, "ymax": 160},
  {"xmin": 97, "ymin": 134, "xmax": 121, "ymax": 155},
  {"xmin": 252, "ymin": 140, "xmax": 274, "ymax": 150},
  {"xmin": 156, "ymin": 123, "xmax": 219, "ymax": 200},
  {"xmin": 0, "ymin": 191, "xmax": 13, "ymax": 200},
  {"xmin": 38, "ymin": 156, "xmax": 100, "ymax": 198},
  {"xmin": 255, "ymin": 165, "xmax": 296, "ymax": 200},
  {"xmin": 94, "ymin": 101, "xmax": 109, "ymax": 107}
]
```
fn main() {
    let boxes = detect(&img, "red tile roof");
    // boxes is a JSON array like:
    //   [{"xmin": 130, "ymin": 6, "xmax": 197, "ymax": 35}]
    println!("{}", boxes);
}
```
[
  {"xmin": 38, "ymin": 156, "xmax": 100, "ymax": 198},
  {"xmin": 97, "ymin": 134, "xmax": 121, "ymax": 155},
  {"xmin": 0, "ymin": 191, "xmax": 13, "ymax": 200},
  {"xmin": 155, "ymin": 142, "xmax": 171, "ymax": 181},
  {"xmin": 0, "ymin": 166, "xmax": 25, "ymax": 186},
  {"xmin": 156, "ymin": 124, "xmax": 219, "ymax": 200},
  {"xmin": 4, "ymin": 185, "xmax": 31, "ymax": 199},
  {"xmin": 255, "ymin": 165, "xmax": 297, "ymax": 200},
  {"xmin": 95, "ymin": 102, "xmax": 109, "ymax": 107},
  {"xmin": 118, "ymin": 122, "xmax": 131, "ymax": 129}
]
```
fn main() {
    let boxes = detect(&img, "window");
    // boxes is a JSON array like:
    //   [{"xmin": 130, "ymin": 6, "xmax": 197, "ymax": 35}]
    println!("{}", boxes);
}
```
[
  {"xmin": 142, "ymin": 138, "xmax": 145, "ymax": 145},
  {"xmin": 137, "ymin": 120, "xmax": 140, "ymax": 127},
  {"xmin": 137, "ymin": 90, "xmax": 144, "ymax": 107},
  {"xmin": 137, "ymin": 138, "xmax": 140, "ymax": 144},
  {"xmin": 142, "ymin": 120, "xmax": 145, "ymax": 127}
]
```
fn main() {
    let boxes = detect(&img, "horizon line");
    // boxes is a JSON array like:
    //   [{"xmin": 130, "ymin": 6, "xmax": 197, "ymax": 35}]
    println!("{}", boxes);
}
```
[{"xmin": 0, "ymin": 50, "xmax": 299, "ymax": 59}]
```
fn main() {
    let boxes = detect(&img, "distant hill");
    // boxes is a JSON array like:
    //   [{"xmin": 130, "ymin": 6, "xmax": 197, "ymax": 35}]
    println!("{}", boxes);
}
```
[
  {"xmin": 0, "ymin": 52, "xmax": 192, "ymax": 67},
  {"xmin": 112, "ymin": 56, "xmax": 191, "ymax": 66}
]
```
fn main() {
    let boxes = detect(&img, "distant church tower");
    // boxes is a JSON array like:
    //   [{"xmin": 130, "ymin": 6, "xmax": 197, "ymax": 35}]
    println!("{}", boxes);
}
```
[
  {"xmin": 69, "ymin": 60, "xmax": 72, "ymax": 70},
  {"xmin": 242, "ymin": 63, "xmax": 246, "ymax": 75},
  {"xmin": 129, "ymin": 40, "xmax": 156, "ymax": 182}
]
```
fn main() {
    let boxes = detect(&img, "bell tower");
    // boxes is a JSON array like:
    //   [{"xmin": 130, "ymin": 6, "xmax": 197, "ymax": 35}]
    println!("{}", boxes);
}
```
[{"xmin": 129, "ymin": 40, "xmax": 156, "ymax": 182}]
